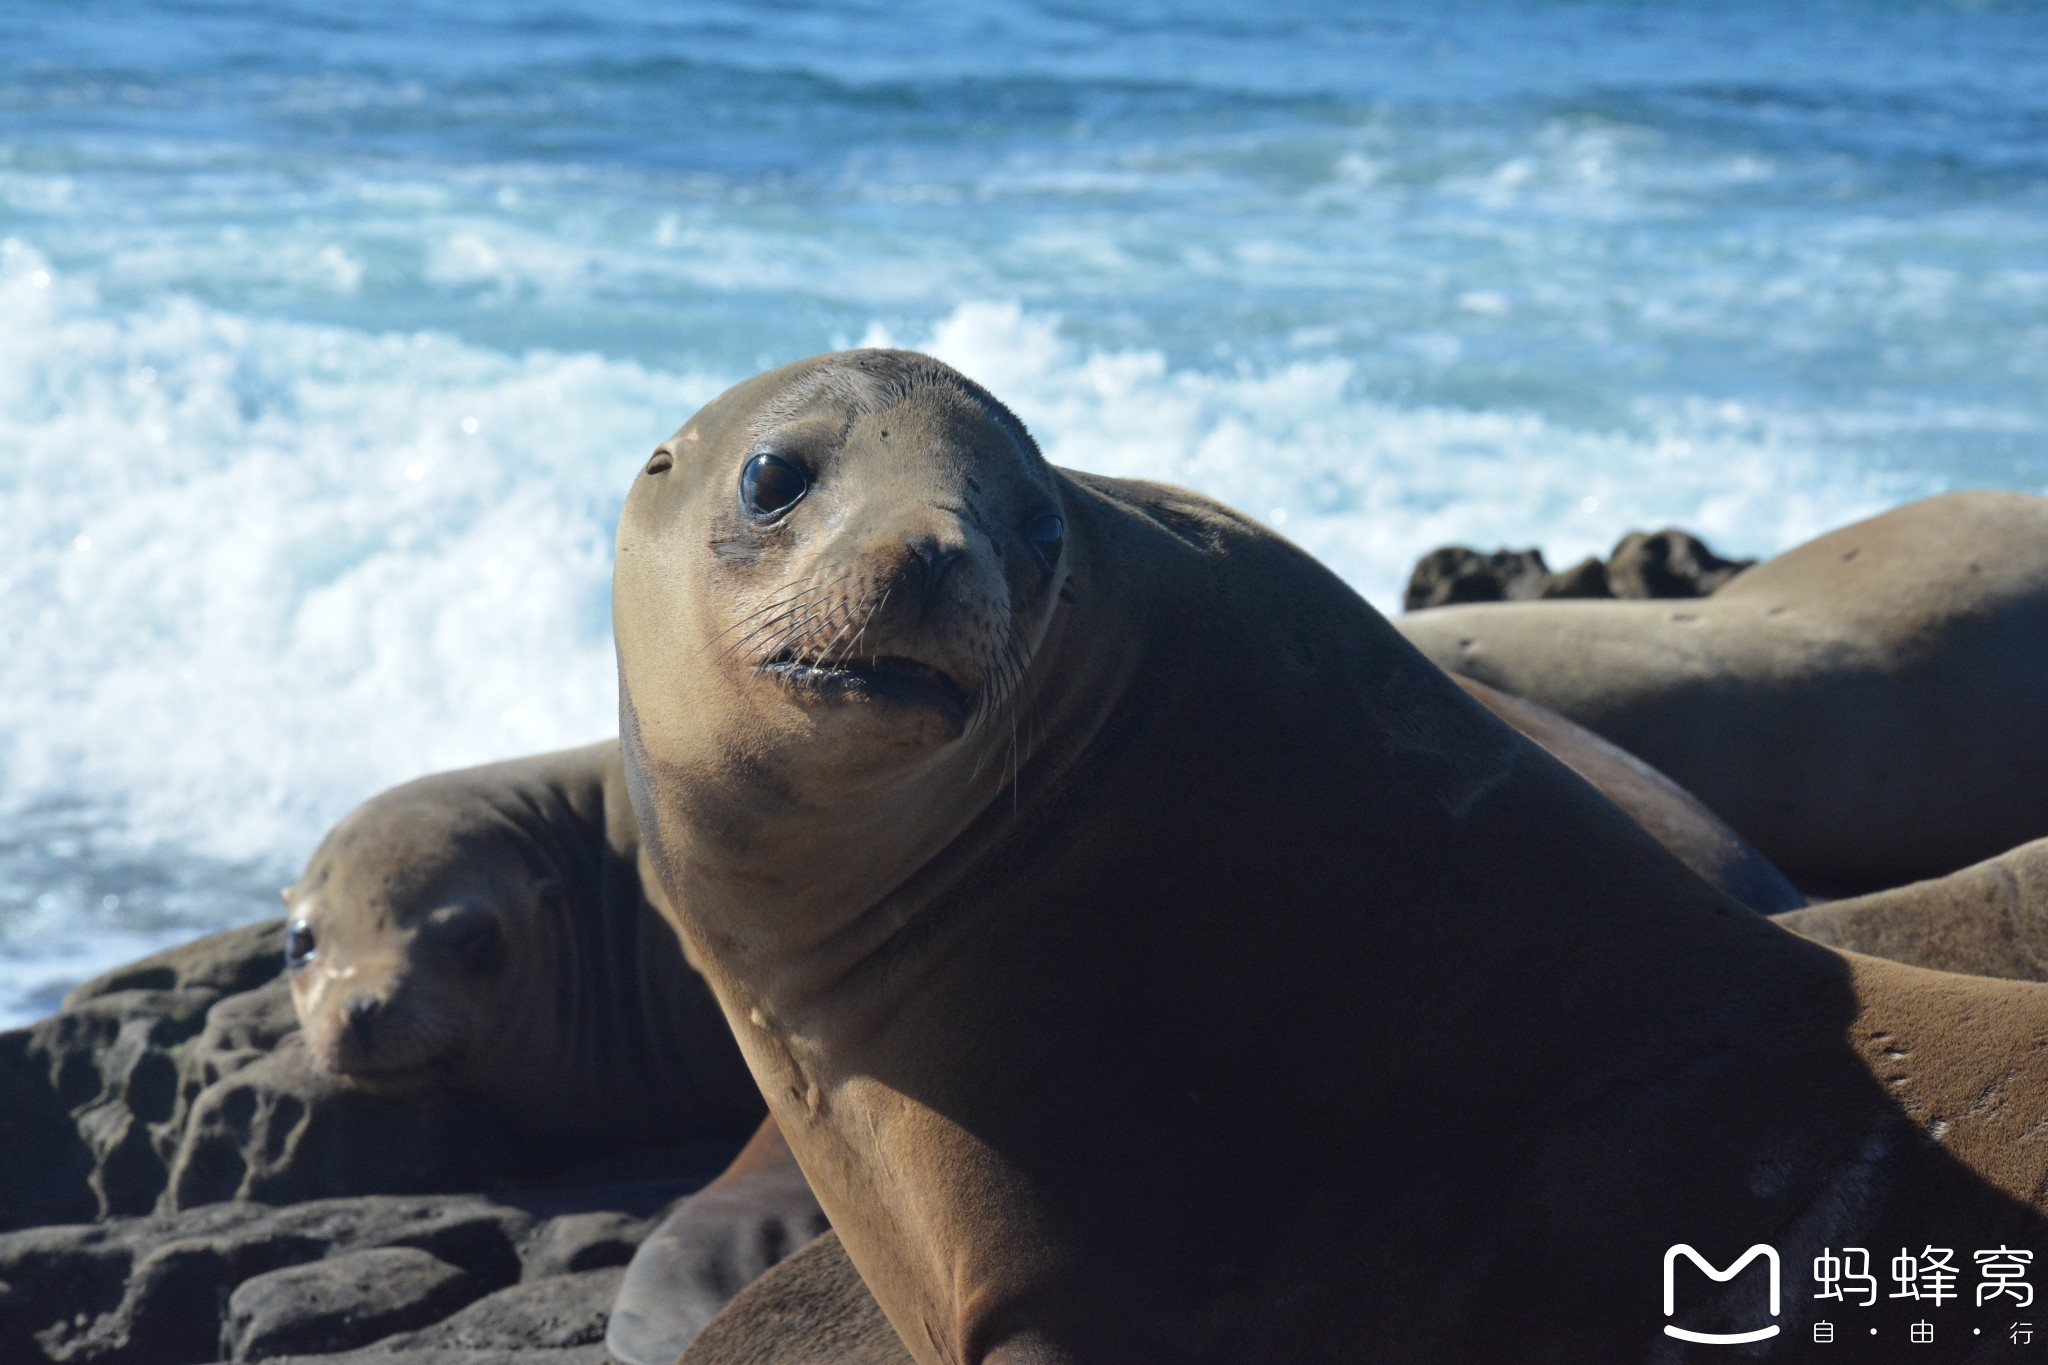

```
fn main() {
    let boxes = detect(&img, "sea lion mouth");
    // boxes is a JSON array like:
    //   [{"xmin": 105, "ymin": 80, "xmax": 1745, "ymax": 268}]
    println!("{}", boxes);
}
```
[
  {"xmin": 333, "ymin": 1055, "xmax": 458, "ymax": 1091},
  {"xmin": 762, "ymin": 650, "xmax": 973, "ymax": 720}
]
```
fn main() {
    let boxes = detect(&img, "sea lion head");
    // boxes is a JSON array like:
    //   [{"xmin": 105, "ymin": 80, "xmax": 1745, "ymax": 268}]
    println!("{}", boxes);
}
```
[
  {"xmin": 283, "ymin": 788, "xmax": 545, "ymax": 1094},
  {"xmin": 616, "ymin": 351, "xmax": 1074, "ymax": 835}
]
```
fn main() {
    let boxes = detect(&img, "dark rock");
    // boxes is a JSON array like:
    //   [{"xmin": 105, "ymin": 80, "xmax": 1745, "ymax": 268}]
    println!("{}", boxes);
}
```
[
  {"xmin": 379, "ymin": 1267, "xmax": 624, "ymax": 1351},
  {"xmin": 269, "ymin": 1347, "xmax": 614, "ymax": 1364},
  {"xmin": 223, "ymin": 1247, "xmax": 480, "ymax": 1360},
  {"xmin": 0, "ymin": 1031, "xmax": 98, "ymax": 1232},
  {"xmin": 1, "ymin": 988, "xmax": 218, "ymax": 1226},
  {"xmin": 1606, "ymin": 529, "xmax": 1755, "ymax": 599},
  {"xmin": 0, "ymin": 1193, "xmax": 535, "ymax": 1363},
  {"xmin": 1402, "ymin": 546, "xmax": 1552, "ymax": 612},
  {"xmin": 62, "ymin": 920, "xmax": 288, "ymax": 1010},
  {"xmin": 163, "ymin": 1039, "xmax": 545, "ymax": 1212},
  {"xmin": 1403, "ymin": 528, "xmax": 1754, "ymax": 612},
  {"xmin": 1539, "ymin": 555, "xmax": 1611, "ymax": 599}
]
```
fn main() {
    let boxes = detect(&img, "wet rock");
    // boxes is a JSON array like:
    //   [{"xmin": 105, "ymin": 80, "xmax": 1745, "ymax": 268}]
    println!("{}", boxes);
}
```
[
  {"xmin": 223, "ymin": 1247, "xmax": 480, "ymax": 1360},
  {"xmin": 1539, "ymin": 555, "xmax": 1611, "ymax": 599},
  {"xmin": 1403, "ymin": 546, "xmax": 1554, "ymax": 611},
  {"xmin": 1607, "ymin": 528, "xmax": 1753, "ymax": 598},
  {"xmin": 1404, "ymin": 528, "xmax": 1752, "ymax": 611}
]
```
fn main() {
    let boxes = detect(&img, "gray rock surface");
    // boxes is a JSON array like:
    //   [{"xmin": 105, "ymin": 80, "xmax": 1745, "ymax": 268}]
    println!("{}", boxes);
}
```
[{"xmin": 223, "ymin": 1247, "xmax": 481, "ymax": 1360}]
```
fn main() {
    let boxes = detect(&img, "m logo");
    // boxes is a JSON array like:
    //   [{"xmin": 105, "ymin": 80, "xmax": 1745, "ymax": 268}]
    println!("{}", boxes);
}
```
[{"xmin": 1663, "ymin": 1244, "xmax": 1782, "ymax": 1344}]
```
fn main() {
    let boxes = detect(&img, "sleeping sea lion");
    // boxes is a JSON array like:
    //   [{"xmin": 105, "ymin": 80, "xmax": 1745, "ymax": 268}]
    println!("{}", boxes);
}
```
[
  {"xmin": 615, "ymin": 350, "xmax": 2048, "ymax": 1362},
  {"xmin": 1395, "ymin": 491, "xmax": 2048, "ymax": 891},
  {"xmin": 283, "ymin": 741, "xmax": 762, "ymax": 1155},
  {"xmin": 1778, "ymin": 837, "xmax": 2048, "ymax": 981}
]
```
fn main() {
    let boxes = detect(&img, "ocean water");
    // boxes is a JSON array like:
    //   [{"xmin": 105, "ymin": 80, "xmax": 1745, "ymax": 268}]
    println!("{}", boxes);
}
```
[{"xmin": 3, "ymin": 0, "xmax": 2046, "ymax": 1023}]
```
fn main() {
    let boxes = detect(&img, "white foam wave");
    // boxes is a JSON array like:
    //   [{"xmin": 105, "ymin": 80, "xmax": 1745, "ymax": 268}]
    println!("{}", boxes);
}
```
[
  {"xmin": 864, "ymin": 301, "xmax": 1929, "ymax": 599},
  {"xmin": 0, "ymin": 256, "xmax": 1948, "ymax": 1021}
]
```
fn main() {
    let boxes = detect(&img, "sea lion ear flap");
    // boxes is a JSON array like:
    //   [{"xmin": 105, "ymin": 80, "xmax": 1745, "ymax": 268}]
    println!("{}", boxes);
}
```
[{"xmin": 280, "ymin": 886, "xmax": 296, "ymax": 905}]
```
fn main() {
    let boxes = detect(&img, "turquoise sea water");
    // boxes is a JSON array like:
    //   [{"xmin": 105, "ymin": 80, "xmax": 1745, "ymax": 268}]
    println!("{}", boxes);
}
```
[{"xmin": 3, "ymin": 0, "xmax": 2046, "ymax": 1019}]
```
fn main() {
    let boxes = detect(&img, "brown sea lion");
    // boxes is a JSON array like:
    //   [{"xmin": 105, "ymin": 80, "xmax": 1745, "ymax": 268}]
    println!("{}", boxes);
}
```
[
  {"xmin": 283, "ymin": 740, "xmax": 762, "ymax": 1155},
  {"xmin": 633, "ymin": 673, "xmax": 1800, "ymax": 1356},
  {"xmin": 1778, "ymin": 837, "xmax": 2048, "ymax": 981},
  {"xmin": 615, "ymin": 350, "xmax": 2048, "ymax": 1362},
  {"xmin": 1395, "ymin": 490, "xmax": 2048, "ymax": 892},
  {"xmin": 1454, "ymin": 675, "xmax": 1801, "ymax": 914}
]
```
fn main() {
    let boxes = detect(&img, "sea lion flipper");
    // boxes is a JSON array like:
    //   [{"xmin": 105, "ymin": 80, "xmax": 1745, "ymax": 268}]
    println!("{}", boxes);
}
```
[{"xmin": 608, "ymin": 1123, "xmax": 830, "ymax": 1364}]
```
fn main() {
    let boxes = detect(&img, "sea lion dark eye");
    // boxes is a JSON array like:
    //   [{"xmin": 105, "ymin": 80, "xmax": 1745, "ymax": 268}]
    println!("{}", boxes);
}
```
[
  {"xmin": 740, "ymin": 452, "xmax": 808, "ymax": 519},
  {"xmin": 285, "ymin": 920, "xmax": 316, "ymax": 970},
  {"xmin": 423, "ymin": 904, "xmax": 505, "ymax": 976},
  {"xmin": 1026, "ymin": 513, "xmax": 1065, "ymax": 569}
]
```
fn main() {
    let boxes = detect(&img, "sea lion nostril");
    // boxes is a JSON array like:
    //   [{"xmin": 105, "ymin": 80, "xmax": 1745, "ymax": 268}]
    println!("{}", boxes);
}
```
[
  {"xmin": 344, "ymin": 995, "xmax": 379, "ymax": 1045},
  {"xmin": 907, "ymin": 540, "xmax": 964, "ymax": 598}
]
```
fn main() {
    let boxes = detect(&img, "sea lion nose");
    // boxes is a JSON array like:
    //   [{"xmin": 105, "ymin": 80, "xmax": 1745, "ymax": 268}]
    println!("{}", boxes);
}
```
[
  {"xmin": 344, "ymin": 995, "xmax": 380, "ymax": 1048},
  {"xmin": 905, "ymin": 535, "xmax": 965, "ymax": 615}
]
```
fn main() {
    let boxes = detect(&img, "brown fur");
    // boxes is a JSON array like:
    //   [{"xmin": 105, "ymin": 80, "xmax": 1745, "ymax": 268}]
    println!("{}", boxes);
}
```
[
  {"xmin": 617, "ymin": 352, "xmax": 2048, "ymax": 1363},
  {"xmin": 1780, "ymin": 838, "xmax": 2048, "ymax": 980},
  {"xmin": 1397, "ymin": 491, "xmax": 2048, "ymax": 891},
  {"xmin": 284, "ymin": 741, "xmax": 761, "ymax": 1152},
  {"xmin": 682, "ymin": 1229, "xmax": 910, "ymax": 1365},
  {"xmin": 1456, "ymin": 675, "xmax": 1801, "ymax": 913}
]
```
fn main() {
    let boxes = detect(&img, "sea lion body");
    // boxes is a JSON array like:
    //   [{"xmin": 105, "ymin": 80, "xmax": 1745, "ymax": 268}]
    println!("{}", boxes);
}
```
[
  {"xmin": 284, "ymin": 741, "xmax": 762, "ymax": 1153},
  {"xmin": 1779, "ymin": 837, "xmax": 2048, "ymax": 980},
  {"xmin": 1395, "ymin": 491, "xmax": 2048, "ymax": 891},
  {"xmin": 1454, "ymin": 675, "xmax": 1801, "ymax": 913},
  {"xmin": 616, "ymin": 352, "xmax": 2048, "ymax": 1362}
]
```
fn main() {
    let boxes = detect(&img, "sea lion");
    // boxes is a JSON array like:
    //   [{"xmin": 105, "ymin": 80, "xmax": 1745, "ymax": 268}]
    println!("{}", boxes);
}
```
[
  {"xmin": 632, "ymin": 657, "xmax": 1792, "ymax": 1360},
  {"xmin": 626, "ymin": 674, "xmax": 1799, "ymax": 1357},
  {"xmin": 283, "ymin": 741, "xmax": 762, "ymax": 1155},
  {"xmin": 1395, "ymin": 490, "xmax": 2048, "ymax": 892},
  {"xmin": 1453, "ymin": 675, "xmax": 1801, "ymax": 913},
  {"xmin": 1778, "ymin": 837, "xmax": 2048, "ymax": 981},
  {"xmin": 616, "ymin": 350, "xmax": 2048, "ymax": 1362}
]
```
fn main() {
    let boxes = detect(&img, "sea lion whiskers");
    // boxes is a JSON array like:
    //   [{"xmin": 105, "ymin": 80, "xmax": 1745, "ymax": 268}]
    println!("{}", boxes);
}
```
[
  {"xmin": 714, "ymin": 579, "xmax": 834, "ymax": 665},
  {"xmin": 712, "ymin": 578, "xmax": 828, "ymax": 647}
]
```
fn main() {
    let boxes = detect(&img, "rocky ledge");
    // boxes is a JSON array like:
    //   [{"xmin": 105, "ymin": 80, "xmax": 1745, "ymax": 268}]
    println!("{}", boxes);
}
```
[{"xmin": 0, "ymin": 923, "xmax": 734, "ymax": 1364}]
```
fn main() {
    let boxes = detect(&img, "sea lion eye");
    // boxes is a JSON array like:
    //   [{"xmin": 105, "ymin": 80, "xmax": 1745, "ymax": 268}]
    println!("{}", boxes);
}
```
[
  {"xmin": 285, "ymin": 919, "xmax": 316, "ymax": 970},
  {"xmin": 1026, "ymin": 513, "xmax": 1065, "ymax": 569},
  {"xmin": 740, "ymin": 452, "xmax": 808, "ymax": 519},
  {"xmin": 423, "ymin": 904, "xmax": 505, "ymax": 976}
]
